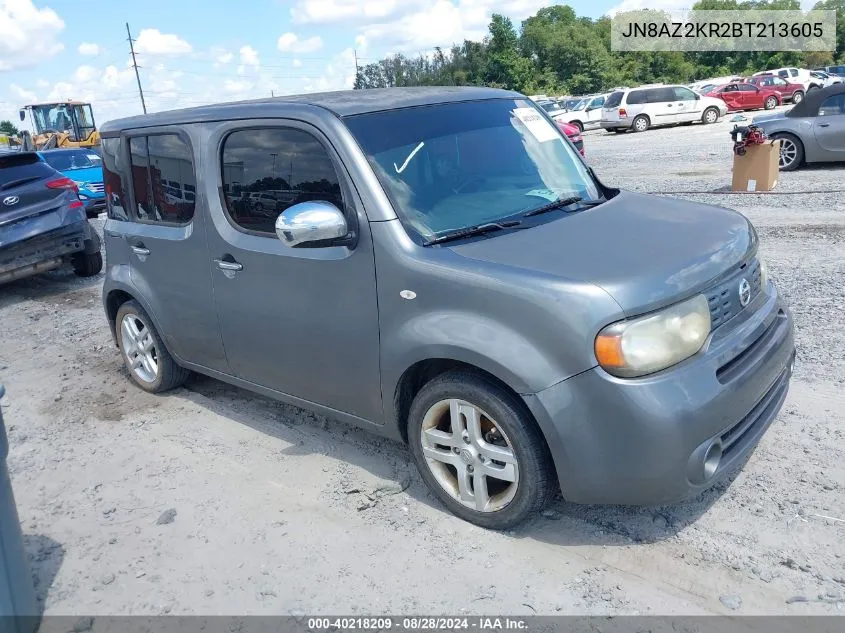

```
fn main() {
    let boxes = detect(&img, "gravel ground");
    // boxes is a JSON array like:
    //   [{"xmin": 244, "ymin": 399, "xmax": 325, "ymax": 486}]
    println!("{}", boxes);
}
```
[{"xmin": 1, "ymin": 112, "xmax": 843, "ymax": 617}]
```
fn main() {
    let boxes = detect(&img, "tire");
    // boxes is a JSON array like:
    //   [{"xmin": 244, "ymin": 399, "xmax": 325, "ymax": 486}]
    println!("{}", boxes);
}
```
[
  {"xmin": 764, "ymin": 96, "xmax": 777, "ymax": 110},
  {"xmin": 792, "ymin": 90, "xmax": 804, "ymax": 104},
  {"xmin": 611, "ymin": 128, "xmax": 625, "ymax": 134},
  {"xmin": 407, "ymin": 370, "xmax": 556, "ymax": 530},
  {"xmin": 807, "ymin": 84, "xmax": 819, "ymax": 93},
  {"xmin": 71, "ymin": 251, "xmax": 102, "ymax": 277},
  {"xmin": 115, "ymin": 300, "xmax": 190, "ymax": 393},
  {"xmin": 771, "ymin": 133, "xmax": 804, "ymax": 171},
  {"xmin": 702, "ymin": 107, "xmax": 719, "ymax": 124},
  {"xmin": 632, "ymin": 115, "xmax": 650, "ymax": 132}
]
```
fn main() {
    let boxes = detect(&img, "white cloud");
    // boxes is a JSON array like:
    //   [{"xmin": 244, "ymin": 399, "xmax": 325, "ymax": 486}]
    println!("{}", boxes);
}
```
[
  {"xmin": 36, "ymin": 79, "xmax": 49, "ymax": 88},
  {"xmin": 292, "ymin": 58, "xmax": 303, "ymax": 68},
  {"xmin": 134, "ymin": 29, "xmax": 192, "ymax": 55},
  {"xmin": 237, "ymin": 45, "xmax": 260, "ymax": 75},
  {"xmin": 277, "ymin": 32, "xmax": 324, "ymax": 53},
  {"xmin": 291, "ymin": 0, "xmax": 428, "ymax": 24},
  {"xmin": 215, "ymin": 49, "xmax": 234, "ymax": 64},
  {"xmin": 77, "ymin": 42, "xmax": 102, "ymax": 56},
  {"xmin": 224, "ymin": 79, "xmax": 253, "ymax": 93},
  {"xmin": 0, "ymin": 0, "xmax": 65, "ymax": 71},
  {"xmin": 10, "ymin": 83, "xmax": 36, "ymax": 102}
]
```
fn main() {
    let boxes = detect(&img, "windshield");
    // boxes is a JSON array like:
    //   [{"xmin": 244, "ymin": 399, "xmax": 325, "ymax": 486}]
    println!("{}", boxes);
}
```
[
  {"xmin": 344, "ymin": 99, "xmax": 600, "ymax": 241},
  {"xmin": 30, "ymin": 104, "xmax": 74, "ymax": 135},
  {"xmin": 42, "ymin": 149, "xmax": 102, "ymax": 171}
]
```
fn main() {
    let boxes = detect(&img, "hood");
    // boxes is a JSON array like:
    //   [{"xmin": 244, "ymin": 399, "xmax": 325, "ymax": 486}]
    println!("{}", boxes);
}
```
[
  {"xmin": 62, "ymin": 166, "xmax": 102, "ymax": 188},
  {"xmin": 448, "ymin": 190, "xmax": 754, "ymax": 315},
  {"xmin": 700, "ymin": 95, "xmax": 727, "ymax": 108}
]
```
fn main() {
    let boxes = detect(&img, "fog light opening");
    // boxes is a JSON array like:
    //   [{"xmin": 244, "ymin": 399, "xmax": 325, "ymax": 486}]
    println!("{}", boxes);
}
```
[{"xmin": 703, "ymin": 441, "xmax": 723, "ymax": 481}]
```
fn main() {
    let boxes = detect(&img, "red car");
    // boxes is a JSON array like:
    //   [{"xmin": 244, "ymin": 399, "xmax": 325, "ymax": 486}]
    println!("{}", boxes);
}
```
[
  {"xmin": 744, "ymin": 74, "xmax": 805, "ymax": 104},
  {"xmin": 556, "ymin": 120, "xmax": 584, "ymax": 156},
  {"xmin": 704, "ymin": 82, "xmax": 781, "ymax": 111}
]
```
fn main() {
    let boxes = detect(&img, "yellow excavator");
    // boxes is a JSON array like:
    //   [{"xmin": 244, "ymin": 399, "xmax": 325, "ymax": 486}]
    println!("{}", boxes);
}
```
[{"xmin": 16, "ymin": 100, "xmax": 100, "ymax": 151}]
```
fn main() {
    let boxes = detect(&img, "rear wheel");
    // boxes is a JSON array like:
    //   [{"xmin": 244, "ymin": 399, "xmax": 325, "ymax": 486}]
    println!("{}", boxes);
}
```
[
  {"xmin": 792, "ymin": 90, "xmax": 804, "ymax": 104},
  {"xmin": 772, "ymin": 133, "xmax": 804, "ymax": 171},
  {"xmin": 71, "ymin": 251, "xmax": 102, "ymax": 277},
  {"xmin": 115, "ymin": 300, "xmax": 190, "ymax": 393},
  {"xmin": 632, "ymin": 115, "xmax": 650, "ymax": 132},
  {"xmin": 702, "ymin": 107, "xmax": 720, "ymax": 124},
  {"xmin": 408, "ymin": 371, "xmax": 555, "ymax": 530},
  {"xmin": 764, "ymin": 96, "xmax": 778, "ymax": 110}
]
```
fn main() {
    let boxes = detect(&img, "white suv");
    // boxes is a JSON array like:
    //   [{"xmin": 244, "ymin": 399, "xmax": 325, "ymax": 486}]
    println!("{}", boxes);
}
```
[
  {"xmin": 555, "ymin": 94, "xmax": 609, "ymax": 131},
  {"xmin": 753, "ymin": 68, "xmax": 822, "ymax": 92},
  {"xmin": 600, "ymin": 85, "xmax": 728, "ymax": 133}
]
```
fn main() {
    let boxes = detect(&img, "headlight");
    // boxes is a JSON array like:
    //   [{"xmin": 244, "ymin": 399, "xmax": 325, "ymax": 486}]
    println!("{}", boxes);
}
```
[{"xmin": 595, "ymin": 294, "xmax": 711, "ymax": 377}]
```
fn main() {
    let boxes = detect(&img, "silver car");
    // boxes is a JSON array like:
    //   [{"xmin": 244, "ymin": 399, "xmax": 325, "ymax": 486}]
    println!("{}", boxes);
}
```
[{"xmin": 753, "ymin": 84, "xmax": 845, "ymax": 171}]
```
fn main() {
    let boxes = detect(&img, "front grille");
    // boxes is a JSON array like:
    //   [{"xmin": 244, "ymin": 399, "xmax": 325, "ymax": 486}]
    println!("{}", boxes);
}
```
[
  {"xmin": 88, "ymin": 182, "xmax": 105, "ymax": 193},
  {"xmin": 706, "ymin": 258, "xmax": 762, "ymax": 329},
  {"xmin": 719, "ymin": 363, "xmax": 790, "ymax": 457}
]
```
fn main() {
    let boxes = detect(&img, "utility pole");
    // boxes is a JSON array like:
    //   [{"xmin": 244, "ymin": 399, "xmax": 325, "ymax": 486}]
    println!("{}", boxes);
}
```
[
  {"xmin": 126, "ymin": 22, "xmax": 147, "ymax": 114},
  {"xmin": 354, "ymin": 49, "xmax": 359, "ymax": 75}
]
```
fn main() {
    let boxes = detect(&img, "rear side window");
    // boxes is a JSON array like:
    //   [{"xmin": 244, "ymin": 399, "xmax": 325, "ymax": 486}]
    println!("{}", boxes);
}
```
[
  {"xmin": 0, "ymin": 153, "xmax": 55, "ymax": 189},
  {"xmin": 626, "ymin": 90, "xmax": 646, "ymax": 105},
  {"xmin": 220, "ymin": 127, "xmax": 344, "ymax": 235},
  {"xmin": 129, "ymin": 133, "xmax": 196, "ymax": 224},
  {"xmin": 819, "ymin": 94, "xmax": 845, "ymax": 116},
  {"xmin": 604, "ymin": 91, "xmax": 623, "ymax": 108},
  {"xmin": 101, "ymin": 138, "xmax": 129, "ymax": 221}
]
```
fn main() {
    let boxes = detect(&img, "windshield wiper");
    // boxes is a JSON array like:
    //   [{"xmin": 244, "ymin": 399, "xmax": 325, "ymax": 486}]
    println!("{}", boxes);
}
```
[
  {"xmin": 423, "ymin": 220, "xmax": 522, "ymax": 246},
  {"xmin": 523, "ymin": 195, "xmax": 605, "ymax": 218}
]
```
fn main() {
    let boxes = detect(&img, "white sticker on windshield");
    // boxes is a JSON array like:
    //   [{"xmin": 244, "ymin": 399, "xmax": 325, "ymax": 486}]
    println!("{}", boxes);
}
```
[
  {"xmin": 513, "ymin": 107, "xmax": 558, "ymax": 143},
  {"xmin": 87, "ymin": 154, "xmax": 101, "ymax": 160},
  {"xmin": 525, "ymin": 189, "xmax": 562, "ymax": 202}
]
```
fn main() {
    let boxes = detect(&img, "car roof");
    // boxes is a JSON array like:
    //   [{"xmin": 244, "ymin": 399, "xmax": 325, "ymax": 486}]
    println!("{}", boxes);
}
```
[
  {"xmin": 101, "ymin": 86, "xmax": 522, "ymax": 133},
  {"xmin": 786, "ymin": 83, "xmax": 845, "ymax": 118}
]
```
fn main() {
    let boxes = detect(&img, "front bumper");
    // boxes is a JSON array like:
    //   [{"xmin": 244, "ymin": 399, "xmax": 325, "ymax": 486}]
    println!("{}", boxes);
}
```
[
  {"xmin": 523, "ymin": 283, "xmax": 795, "ymax": 505},
  {"xmin": 82, "ymin": 197, "xmax": 106, "ymax": 217}
]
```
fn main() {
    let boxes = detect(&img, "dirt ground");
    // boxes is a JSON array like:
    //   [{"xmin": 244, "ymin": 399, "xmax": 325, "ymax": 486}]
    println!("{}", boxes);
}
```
[{"xmin": 1, "ymin": 114, "xmax": 844, "ymax": 616}]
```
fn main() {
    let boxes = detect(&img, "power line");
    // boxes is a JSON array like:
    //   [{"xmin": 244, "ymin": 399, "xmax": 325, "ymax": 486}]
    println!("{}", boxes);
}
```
[{"xmin": 126, "ymin": 22, "xmax": 147, "ymax": 114}]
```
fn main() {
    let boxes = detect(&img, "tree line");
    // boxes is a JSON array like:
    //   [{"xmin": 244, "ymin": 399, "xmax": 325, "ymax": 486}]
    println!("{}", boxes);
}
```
[{"xmin": 354, "ymin": 0, "xmax": 845, "ymax": 96}]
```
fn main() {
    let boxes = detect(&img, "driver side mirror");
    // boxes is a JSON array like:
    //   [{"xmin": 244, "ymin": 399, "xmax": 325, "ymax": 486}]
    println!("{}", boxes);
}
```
[{"xmin": 274, "ymin": 201, "xmax": 351, "ymax": 248}]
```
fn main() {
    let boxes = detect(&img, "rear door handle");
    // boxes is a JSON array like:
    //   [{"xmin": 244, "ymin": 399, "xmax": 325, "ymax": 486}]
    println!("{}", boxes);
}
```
[
  {"xmin": 818, "ymin": 123, "xmax": 830, "ymax": 127},
  {"xmin": 215, "ymin": 259, "xmax": 243, "ymax": 272},
  {"xmin": 131, "ymin": 245, "xmax": 150, "ymax": 256}
]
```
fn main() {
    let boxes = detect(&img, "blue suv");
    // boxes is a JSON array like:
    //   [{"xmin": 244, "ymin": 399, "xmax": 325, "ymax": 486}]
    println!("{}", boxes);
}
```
[{"xmin": 39, "ymin": 148, "xmax": 105, "ymax": 218}]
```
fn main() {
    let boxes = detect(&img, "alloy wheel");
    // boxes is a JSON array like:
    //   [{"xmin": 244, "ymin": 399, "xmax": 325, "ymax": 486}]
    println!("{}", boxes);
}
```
[
  {"xmin": 419, "ymin": 399, "xmax": 519, "ymax": 513},
  {"xmin": 778, "ymin": 138, "xmax": 798, "ymax": 169},
  {"xmin": 120, "ymin": 314, "xmax": 159, "ymax": 383}
]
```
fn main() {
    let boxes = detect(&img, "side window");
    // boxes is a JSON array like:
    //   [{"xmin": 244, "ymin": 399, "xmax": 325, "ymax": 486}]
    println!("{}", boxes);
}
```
[
  {"xmin": 626, "ymin": 90, "xmax": 646, "ymax": 105},
  {"xmin": 790, "ymin": 69, "xmax": 799, "ymax": 77},
  {"xmin": 819, "ymin": 94, "xmax": 845, "ymax": 116},
  {"xmin": 778, "ymin": 70, "xmax": 788, "ymax": 78},
  {"xmin": 589, "ymin": 97, "xmax": 604, "ymax": 108},
  {"xmin": 221, "ymin": 127, "xmax": 345, "ymax": 235},
  {"xmin": 651, "ymin": 88, "xmax": 675, "ymax": 103},
  {"xmin": 739, "ymin": 84, "xmax": 757, "ymax": 92},
  {"xmin": 129, "ymin": 134, "xmax": 196, "ymax": 224},
  {"xmin": 673, "ymin": 87, "xmax": 696, "ymax": 100},
  {"xmin": 101, "ymin": 137, "xmax": 129, "ymax": 221}
]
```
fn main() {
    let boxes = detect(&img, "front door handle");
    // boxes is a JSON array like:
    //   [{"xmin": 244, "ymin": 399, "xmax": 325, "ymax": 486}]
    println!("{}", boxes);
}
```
[
  {"xmin": 818, "ymin": 123, "xmax": 830, "ymax": 127},
  {"xmin": 215, "ymin": 259, "xmax": 243, "ymax": 272},
  {"xmin": 131, "ymin": 245, "xmax": 150, "ymax": 256}
]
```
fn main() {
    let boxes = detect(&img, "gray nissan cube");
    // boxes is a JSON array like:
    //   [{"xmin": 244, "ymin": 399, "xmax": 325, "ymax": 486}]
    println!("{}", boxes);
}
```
[{"xmin": 100, "ymin": 87, "xmax": 795, "ymax": 529}]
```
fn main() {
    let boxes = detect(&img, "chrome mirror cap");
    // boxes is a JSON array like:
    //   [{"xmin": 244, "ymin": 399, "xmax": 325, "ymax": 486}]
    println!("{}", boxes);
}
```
[{"xmin": 275, "ymin": 201, "xmax": 348, "ymax": 247}]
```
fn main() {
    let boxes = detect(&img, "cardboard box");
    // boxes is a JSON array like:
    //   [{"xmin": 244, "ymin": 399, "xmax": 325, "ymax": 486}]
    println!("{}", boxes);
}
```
[{"xmin": 731, "ymin": 140, "xmax": 780, "ymax": 192}]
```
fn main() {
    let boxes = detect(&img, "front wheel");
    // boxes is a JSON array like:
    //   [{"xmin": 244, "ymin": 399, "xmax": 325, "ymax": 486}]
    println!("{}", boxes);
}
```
[
  {"xmin": 792, "ymin": 90, "xmax": 804, "ymax": 104},
  {"xmin": 764, "ymin": 96, "xmax": 777, "ymax": 110},
  {"xmin": 572, "ymin": 121, "xmax": 584, "ymax": 133},
  {"xmin": 702, "ymin": 107, "xmax": 719, "ymax": 124},
  {"xmin": 408, "ymin": 371, "xmax": 555, "ymax": 530},
  {"xmin": 772, "ymin": 133, "xmax": 804, "ymax": 171}
]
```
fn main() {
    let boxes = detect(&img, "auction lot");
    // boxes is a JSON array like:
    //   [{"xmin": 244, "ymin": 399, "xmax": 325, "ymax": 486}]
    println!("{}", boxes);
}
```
[{"xmin": 1, "ymin": 113, "xmax": 843, "ymax": 616}]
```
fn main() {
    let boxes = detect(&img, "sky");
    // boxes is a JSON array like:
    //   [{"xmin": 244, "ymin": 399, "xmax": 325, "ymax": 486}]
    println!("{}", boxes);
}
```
[{"xmin": 0, "ymin": 0, "xmax": 656, "ymax": 126}]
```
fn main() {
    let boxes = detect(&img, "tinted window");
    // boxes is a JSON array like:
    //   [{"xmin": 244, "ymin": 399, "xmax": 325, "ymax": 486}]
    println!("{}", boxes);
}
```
[
  {"xmin": 673, "ymin": 87, "xmax": 696, "ymax": 100},
  {"xmin": 738, "ymin": 84, "xmax": 757, "ymax": 92},
  {"xmin": 773, "ymin": 77, "xmax": 788, "ymax": 86},
  {"xmin": 0, "ymin": 153, "xmax": 55, "ymax": 188},
  {"xmin": 344, "ymin": 99, "xmax": 599, "ymax": 242},
  {"xmin": 832, "ymin": 66, "xmax": 845, "ymax": 74},
  {"xmin": 605, "ymin": 91, "xmax": 623, "ymax": 107},
  {"xmin": 648, "ymin": 88, "xmax": 675, "ymax": 103},
  {"xmin": 626, "ymin": 90, "xmax": 646, "ymax": 105},
  {"xmin": 130, "ymin": 134, "xmax": 195, "ymax": 224},
  {"xmin": 101, "ymin": 138, "xmax": 129, "ymax": 221},
  {"xmin": 778, "ymin": 70, "xmax": 788, "ymax": 78},
  {"xmin": 819, "ymin": 94, "xmax": 845, "ymax": 116},
  {"xmin": 790, "ymin": 69, "xmax": 799, "ymax": 77},
  {"xmin": 589, "ymin": 96, "xmax": 604, "ymax": 108},
  {"xmin": 221, "ymin": 128, "xmax": 344, "ymax": 235},
  {"xmin": 722, "ymin": 85, "xmax": 737, "ymax": 93}
]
